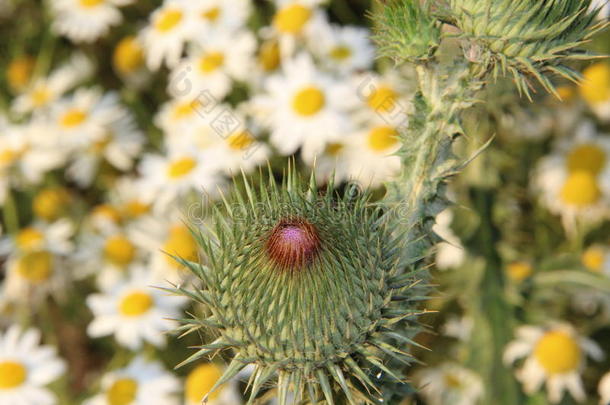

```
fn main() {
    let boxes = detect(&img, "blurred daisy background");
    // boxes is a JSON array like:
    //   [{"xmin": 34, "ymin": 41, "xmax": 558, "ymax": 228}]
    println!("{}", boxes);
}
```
[{"xmin": 0, "ymin": 0, "xmax": 609, "ymax": 404}]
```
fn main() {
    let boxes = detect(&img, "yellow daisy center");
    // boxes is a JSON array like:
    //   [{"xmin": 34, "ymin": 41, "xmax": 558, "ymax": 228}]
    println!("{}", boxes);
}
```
[
  {"xmin": 93, "ymin": 204, "xmax": 122, "ymax": 224},
  {"xmin": 172, "ymin": 101, "xmax": 198, "ymax": 121},
  {"xmin": 60, "ymin": 108, "xmax": 87, "ymax": 128},
  {"xmin": 325, "ymin": 142, "xmax": 344, "ymax": 156},
  {"xmin": 104, "ymin": 235, "xmax": 136, "ymax": 267},
  {"xmin": 273, "ymin": 3, "xmax": 311, "ymax": 34},
  {"xmin": 185, "ymin": 363, "xmax": 224, "ymax": 403},
  {"xmin": 16, "ymin": 250, "xmax": 53, "ymax": 284},
  {"xmin": 113, "ymin": 36, "xmax": 144, "ymax": 75},
  {"xmin": 580, "ymin": 62, "xmax": 610, "ymax": 105},
  {"xmin": 202, "ymin": 6, "xmax": 220, "ymax": 21},
  {"xmin": 199, "ymin": 52, "xmax": 225, "ymax": 74},
  {"xmin": 31, "ymin": 86, "xmax": 51, "ymax": 107},
  {"xmin": 505, "ymin": 261, "xmax": 533, "ymax": 282},
  {"xmin": 107, "ymin": 378, "xmax": 138, "ymax": 405},
  {"xmin": 227, "ymin": 131, "xmax": 255, "ymax": 151},
  {"xmin": 155, "ymin": 9, "xmax": 183, "ymax": 33},
  {"xmin": 163, "ymin": 225, "xmax": 198, "ymax": 269},
  {"xmin": 566, "ymin": 144, "xmax": 606, "ymax": 176},
  {"xmin": 119, "ymin": 291, "xmax": 153, "ymax": 317},
  {"xmin": 367, "ymin": 126, "xmax": 398, "ymax": 152},
  {"xmin": 7, "ymin": 56, "xmax": 35, "ymax": 91},
  {"xmin": 556, "ymin": 86, "xmax": 575, "ymax": 102},
  {"xmin": 167, "ymin": 157, "xmax": 197, "ymax": 179},
  {"xmin": 559, "ymin": 171, "xmax": 601, "ymax": 207},
  {"xmin": 258, "ymin": 41, "xmax": 280, "ymax": 72},
  {"xmin": 443, "ymin": 373, "xmax": 462, "ymax": 389},
  {"xmin": 367, "ymin": 86, "xmax": 398, "ymax": 113},
  {"xmin": 92, "ymin": 135, "xmax": 111, "ymax": 153},
  {"xmin": 122, "ymin": 200, "xmax": 150, "ymax": 219},
  {"xmin": 534, "ymin": 330, "xmax": 581, "ymax": 375},
  {"xmin": 582, "ymin": 246, "xmax": 605, "ymax": 273},
  {"xmin": 33, "ymin": 188, "xmax": 70, "ymax": 221},
  {"xmin": 16, "ymin": 227, "xmax": 44, "ymax": 250},
  {"xmin": 0, "ymin": 361, "xmax": 27, "ymax": 389},
  {"xmin": 330, "ymin": 45, "xmax": 352, "ymax": 61},
  {"xmin": 79, "ymin": 0, "xmax": 104, "ymax": 8},
  {"xmin": 292, "ymin": 86, "xmax": 325, "ymax": 116},
  {"xmin": 0, "ymin": 149, "xmax": 19, "ymax": 166}
]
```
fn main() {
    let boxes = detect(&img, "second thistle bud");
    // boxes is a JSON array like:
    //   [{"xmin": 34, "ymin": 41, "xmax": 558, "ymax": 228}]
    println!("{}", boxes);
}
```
[{"xmin": 372, "ymin": 0, "xmax": 441, "ymax": 63}]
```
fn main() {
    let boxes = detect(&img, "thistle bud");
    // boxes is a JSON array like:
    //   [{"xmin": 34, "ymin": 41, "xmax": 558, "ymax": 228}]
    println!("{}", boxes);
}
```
[
  {"xmin": 446, "ymin": 0, "xmax": 608, "ymax": 97},
  {"xmin": 174, "ymin": 172, "xmax": 424, "ymax": 404},
  {"xmin": 372, "ymin": 0, "xmax": 441, "ymax": 63}
]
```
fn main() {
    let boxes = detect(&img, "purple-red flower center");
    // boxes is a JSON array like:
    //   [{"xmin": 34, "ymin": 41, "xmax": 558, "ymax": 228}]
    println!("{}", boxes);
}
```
[{"xmin": 265, "ymin": 217, "xmax": 321, "ymax": 271}]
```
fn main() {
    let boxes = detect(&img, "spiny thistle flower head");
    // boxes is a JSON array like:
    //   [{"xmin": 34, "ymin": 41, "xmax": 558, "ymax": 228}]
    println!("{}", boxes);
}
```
[
  {"xmin": 372, "ymin": 0, "xmax": 441, "ymax": 63},
  {"xmin": 445, "ymin": 0, "xmax": 608, "ymax": 97},
  {"xmin": 173, "ymin": 170, "xmax": 425, "ymax": 404}
]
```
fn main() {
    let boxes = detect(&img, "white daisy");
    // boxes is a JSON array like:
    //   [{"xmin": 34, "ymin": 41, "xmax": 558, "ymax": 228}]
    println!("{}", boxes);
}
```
[
  {"xmin": 184, "ymin": 363, "xmax": 243, "ymax": 405},
  {"xmin": 252, "ymin": 52, "xmax": 355, "ymax": 161},
  {"xmin": 168, "ymin": 29, "xmax": 256, "ymax": 100},
  {"xmin": 49, "ymin": 88, "xmax": 127, "ymax": 153},
  {"xmin": 0, "ymin": 220, "xmax": 74, "ymax": 258},
  {"xmin": 5, "ymin": 120, "xmax": 68, "ymax": 188},
  {"xmin": 247, "ymin": 39, "xmax": 283, "ymax": 89},
  {"xmin": 189, "ymin": 0, "xmax": 251, "ymax": 33},
  {"xmin": 137, "ymin": 149, "xmax": 222, "ymax": 213},
  {"xmin": 442, "ymin": 315, "xmax": 474, "ymax": 342},
  {"xmin": 269, "ymin": 0, "xmax": 327, "ymax": 58},
  {"xmin": 74, "ymin": 224, "xmax": 144, "ymax": 289},
  {"xmin": 0, "ymin": 326, "xmax": 66, "ymax": 405},
  {"xmin": 106, "ymin": 177, "xmax": 152, "ymax": 224},
  {"xmin": 582, "ymin": 245, "xmax": 610, "ymax": 276},
  {"xmin": 51, "ymin": 0, "xmax": 134, "ymax": 43},
  {"xmin": 12, "ymin": 52, "xmax": 94, "ymax": 114},
  {"xmin": 113, "ymin": 35, "xmax": 149, "ymax": 88},
  {"xmin": 599, "ymin": 371, "xmax": 610, "ymax": 405},
  {"xmin": 129, "ymin": 212, "xmax": 201, "ymax": 284},
  {"xmin": 154, "ymin": 97, "xmax": 214, "ymax": 143},
  {"xmin": 32, "ymin": 186, "xmax": 73, "ymax": 222},
  {"xmin": 353, "ymin": 71, "xmax": 414, "ymax": 127},
  {"xmin": 308, "ymin": 23, "xmax": 374, "ymax": 74},
  {"xmin": 580, "ymin": 62, "xmax": 610, "ymax": 122},
  {"xmin": 140, "ymin": 0, "xmax": 195, "ymax": 70},
  {"xmin": 66, "ymin": 111, "xmax": 145, "ymax": 187},
  {"xmin": 341, "ymin": 119, "xmax": 403, "ymax": 187},
  {"xmin": 169, "ymin": 104, "xmax": 269, "ymax": 175},
  {"xmin": 432, "ymin": 208, "xmax": 466, "ymax": 270},
  {"xmin": 6, "ymin": 55, "xmax": 35, "ymax": 93},
  {"xmin": 534, "ymin": 122, "xmax": 610, "ymax": 232},
  {"xmin": 0, "ymin": 220, "xmax": 74, "ymax": 304},
  {"xmin": 84, "ymin": 356, "xmax": 180, "ymax": 405},
  {"xmin": 87, "ymin": 268, "xmax": 185, "ymax": 350},
  {"xmin": 571, "ymin": 245, "xmax": 610, "ymax": 317},
  {"xmin": 504, "ymin": 323, "xmax": 604, "ymax": 403},
  {"xmin": 416, "ymin": 363, "xmax": 484, "ymax": 405}
]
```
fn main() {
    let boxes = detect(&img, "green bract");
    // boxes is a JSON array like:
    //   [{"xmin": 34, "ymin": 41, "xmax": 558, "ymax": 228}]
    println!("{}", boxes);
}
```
[{"xmin": 174, "ymin": 172, "xmax": 425, "ymax": 404}]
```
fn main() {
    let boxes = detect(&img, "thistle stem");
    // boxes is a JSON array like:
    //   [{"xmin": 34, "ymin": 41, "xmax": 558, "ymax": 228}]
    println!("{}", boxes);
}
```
[
  {"xmin": 2, "ymin": 189, "xmax": 19, "ymax": 234},
  {"xmin": 472, "ymin": 187, "xmax": 521, "ymax": 404}
]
